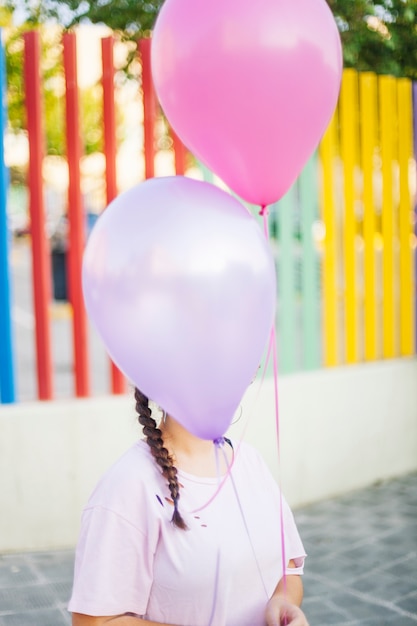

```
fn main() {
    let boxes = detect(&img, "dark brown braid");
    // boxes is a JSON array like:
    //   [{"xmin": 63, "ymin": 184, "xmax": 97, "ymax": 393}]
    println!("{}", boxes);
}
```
[{"xmin": 134, "ymin": 387, "xmax": 188, "ymax": 530}]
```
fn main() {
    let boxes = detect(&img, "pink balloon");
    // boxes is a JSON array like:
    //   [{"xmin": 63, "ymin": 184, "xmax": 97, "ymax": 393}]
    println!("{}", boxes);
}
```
[
  {"xmin": 152, "ymin": 0, "xmax": 342, "ymax": 206},
  {"xmin": 82, "ymin": 177, "xmax": 276, "ymax": 439}
]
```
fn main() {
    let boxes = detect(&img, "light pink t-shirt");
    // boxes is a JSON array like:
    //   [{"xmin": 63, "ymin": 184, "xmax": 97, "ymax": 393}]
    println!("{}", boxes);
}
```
[{"xmin": 68, "ymin": 439, "xmax": 306, "ymax": 625}]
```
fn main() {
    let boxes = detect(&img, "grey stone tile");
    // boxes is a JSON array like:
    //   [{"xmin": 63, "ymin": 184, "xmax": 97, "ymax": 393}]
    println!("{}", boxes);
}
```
[
  {"xmin": 384, "ymin": 556, "xmax": 417, "ymax": 579},
  {"xmin": 329, "ymin": 592, "xmax": 397, "ymax": 620},
  {"xmin": 0, "ymin": 557, "xmax": 38, "ymax": 588},
  {"xmin": 349, "ymin": 570, "xmax": 399, "ymax": 594},
  {"xmin": 308, "ymin": 554, "xmax": 369, "ymax": 585},
  {"xmin": 0, "ymin": 585, "xmax": 57, "ymax": 612},
  {"xmin": 303, "ymin": 573, "xmax": 334, "ymax": 599},
  {"xmin": 47, "ymin": 580, "xmax": 73, "ymax": 604},
  {"xmin": 302, "ymin": 597, "xmax": 350, "ymax": 626},
  {"xmin": 342, "ymin": 618, "xmax": 417, "ymax": 626},
  {"xmin": 382, "ymin": 530, "xmax": 416, "ymax": 551},
  {"xmin": 0, "ymin": 608, "xmax": 70, "ymax": 626},
  {"xmin": 398, "ymin": 590, "xmax": 417, "ymax": 603},
  {"xmin": 339, "ymin": 543, "xmax": 402, "ymax": 571},
  {"xmin": 399, "ymin": 593, "xmax": 417, "ymax": 615},
  {"xmin": 350, "ymin": 571, "xmax": 417, "ymax": 603},
  {"xmin": 28, "ymin": 551, "xmax": 75, "ymax": 583}
]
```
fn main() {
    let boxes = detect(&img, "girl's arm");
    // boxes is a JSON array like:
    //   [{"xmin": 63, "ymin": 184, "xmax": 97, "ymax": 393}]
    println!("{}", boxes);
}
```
[{"xmin": 264, "ymin": 560, "xmax": 309, "ymax": 626}]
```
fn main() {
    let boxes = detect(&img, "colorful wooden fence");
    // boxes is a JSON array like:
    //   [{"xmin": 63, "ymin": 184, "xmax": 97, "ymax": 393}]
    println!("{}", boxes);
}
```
[
  {"xmin": 319, "ymin": 69, "xmax": 416, "ymax": 369},
  {"xmin": 0, "ymin": 30, "xmax": 416, "ymax": 402},
  {"xmin": 274, "ymin": 68, "xmax": 416, "ymax": 373}
]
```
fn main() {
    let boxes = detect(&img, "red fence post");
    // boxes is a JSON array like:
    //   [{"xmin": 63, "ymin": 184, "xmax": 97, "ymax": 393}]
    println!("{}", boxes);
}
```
[
  {"xmin": 101, "ymin": 35, "xmax": 125, "ymax": 394},
  {"xmin": 23, "ymin": 31, "xmax": 53, "ymax": 400},
  {"xmin": 171, "ymin": 129, "xmax": 187, "ymax": 175},
  {"xmin": 139, "ymin": 38, "xmax": 156, "ymax": 179},
  {"xmin": 63, "ymin": 32, "xmax": 90, "ymax": 397}
]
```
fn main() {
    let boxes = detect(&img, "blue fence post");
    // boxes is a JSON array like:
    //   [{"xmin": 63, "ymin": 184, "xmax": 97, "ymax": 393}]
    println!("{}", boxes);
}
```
[{"xmin": 0, "ymin": 29, "xmax": 16, "ymax": 403}]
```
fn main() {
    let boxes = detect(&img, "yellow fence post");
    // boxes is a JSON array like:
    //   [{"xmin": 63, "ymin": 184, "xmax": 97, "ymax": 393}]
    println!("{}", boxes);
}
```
[
  {"xmin": 379, "ymin": 75, "xmax": 398, "ymax": 359},
  {"xmin": 340, "ymin": 69, "xmax": 359, "ymax": 363},
  {"xmin": 397, "ymin": 78, "xmax": 415, "ymax": 356},
  {"xmin": 360, "ymin": 72, "xmax": 378, "ymax": 361},
  {"xmin": 319, "ymin": 110, "xmax": 339, "ymax": 367}
]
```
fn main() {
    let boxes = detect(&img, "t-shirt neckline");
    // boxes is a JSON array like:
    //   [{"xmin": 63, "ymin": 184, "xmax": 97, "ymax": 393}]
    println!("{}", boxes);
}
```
[{"xmin": 137, "ymin": 438, "xmax": 235, "ymax": 484}]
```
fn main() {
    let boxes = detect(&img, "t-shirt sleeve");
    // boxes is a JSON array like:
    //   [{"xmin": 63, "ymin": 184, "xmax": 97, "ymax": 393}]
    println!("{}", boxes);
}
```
[
  {"xmin": 68, "ymin": 505, "xmax": 154, "ymax": 617},
  {"xmin": 238, "ymin": 441, "xmax": 307, "ymax": 577},
  {"xmin": 246, "ymin": 442, "xmax": 306, "ymax": 576},
  {"xmin": 282, "ymin": 496, "xmax": 307, "ymax": 575}
]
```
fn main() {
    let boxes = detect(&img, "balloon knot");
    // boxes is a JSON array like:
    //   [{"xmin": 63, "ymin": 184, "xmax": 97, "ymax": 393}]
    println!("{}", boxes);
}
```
[
  {"xmin": 259, "ymin": 205, "xmax": 269, "ymax": 217},
  {"xmin": 213, "ymin": 437, "xmax": 225, "ymax": 447}
]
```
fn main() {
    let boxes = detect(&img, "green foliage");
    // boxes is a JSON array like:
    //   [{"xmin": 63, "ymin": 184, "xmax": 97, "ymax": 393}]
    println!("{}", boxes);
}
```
[
  {"xmin": 4, "ymin": 0, "xmax": 163, "ymax": 34},
  {"xmin": 13, "ymin": 0, "xmax": 416, "ymax": 79},
  {"xmin": 4, "ymin": 27, "xmax": 25, "ymax": 134},
  {"xmin": 3, "ymin": 22, "xmax": 103, "ymax": 156},
  {"xmin": 5, "ymin": 0, "xmax": 417, "ymax": 78},
  {"xmin": 327, "ymin": 0, "xmax": 417, "ymax": 79},
  {"xmin": 81, "ymin": 85, "xmax": 104, "ymax": 155},
  {"xmin": 58, "ymin": 0, "xmax": 162, "ymax": 35}
]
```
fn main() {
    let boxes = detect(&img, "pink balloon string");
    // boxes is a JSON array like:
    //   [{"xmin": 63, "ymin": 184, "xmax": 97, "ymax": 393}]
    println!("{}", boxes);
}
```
[
  {"xmin": 208, "ymin": 441, "xmax": 223, "ymax": 626},
  {"xmin": 207, "ymin": 438, "xmax": 271, "ymax": 624},
  {"xmin": 271, "ymin": 324, "xmax": 288, "ymax": 602},
  {"xmin": 207, "ymin": 548, "xmax": 221, "ymax": 626},
  {"xmin": 190, "ymin": 440, "xmax": 235, "ymax": 514},
  {"xmin": 260, "ymin": 205, "xmax": 289, "ymax": 603},
  {"xmin": 193, "ymin": 334, "xmax": 284, "ymax": 620},
  {"xmin": 219, "ymin": 442, "xmax": 269, "ymax": 598},
  {"xmin": 259, "ymin": 204, "xmax": 270, "ymax": 238},
  {"xmin": 191, "ymin": 197, "xmax": 289, "ymax": 609}
]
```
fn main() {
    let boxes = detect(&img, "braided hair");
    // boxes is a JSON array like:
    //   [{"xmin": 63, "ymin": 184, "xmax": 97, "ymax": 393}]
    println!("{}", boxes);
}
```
[{"xmin": 134, "ymin": 387, "xmax": 188, "ymax": 530}]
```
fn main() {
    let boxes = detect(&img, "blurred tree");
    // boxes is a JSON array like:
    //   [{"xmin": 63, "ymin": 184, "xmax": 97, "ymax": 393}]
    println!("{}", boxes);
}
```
[
  {"xmin": 3, "ymin": 23, "xmax": 64, "ymax": 143},
  {"xmin": 6, "ymin": 0, "xmax": 415, "ymax": 77},
  {"xmin": 1, "ymin": 12, "xmax": 103, "ymax": 157},
  {"xmin": 327, "ymin": 0, "xmax": 417, "ymax": 78},
  {"xmin": 3, "ymin": 0, "xmax": 162, "ymax": 38}
]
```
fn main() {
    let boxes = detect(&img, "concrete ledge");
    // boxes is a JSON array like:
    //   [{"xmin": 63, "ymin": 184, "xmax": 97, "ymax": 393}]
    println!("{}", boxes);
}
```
[
  {"xmin": 1, "ymin": 358, "xmax": 416, "ymax": 552},
  {"xmin": 231, "ymin": 357, "xmax": 417, "ymax": 505}
]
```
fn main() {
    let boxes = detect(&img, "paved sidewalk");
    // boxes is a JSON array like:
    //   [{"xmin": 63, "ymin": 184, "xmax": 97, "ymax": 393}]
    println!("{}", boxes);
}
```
[
  {"xmin": 298, "ymin": 472, "xmax": 417, "ymax": 625},
  {"xmin": 0, "ymin": 472, "xmax": 416, "ymax": 626}
]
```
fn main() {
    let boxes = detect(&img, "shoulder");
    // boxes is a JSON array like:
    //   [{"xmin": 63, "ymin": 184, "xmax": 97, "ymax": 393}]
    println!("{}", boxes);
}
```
[
  {"xmin": 232, "ymin": 439, "xmax": 268, "ymax": 467},
  {"xmin": 85, "ymin": 440, "xmax": 163, "ymax": 514},
  {"xmin": 231, "ymin": 439, "xmax": 281, "ymax": 489}
]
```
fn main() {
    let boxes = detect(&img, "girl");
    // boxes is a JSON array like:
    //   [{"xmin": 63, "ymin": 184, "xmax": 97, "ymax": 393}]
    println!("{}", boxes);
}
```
[{"xmin": 69, "ymin": 388, "xmax": 308, "ymax": 626}]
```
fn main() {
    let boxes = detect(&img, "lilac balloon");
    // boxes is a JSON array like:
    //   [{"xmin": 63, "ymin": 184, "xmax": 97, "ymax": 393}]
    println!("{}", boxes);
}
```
[{"xmin": 82, "ymin": 177, "xmax": 276, "ymax": 439}]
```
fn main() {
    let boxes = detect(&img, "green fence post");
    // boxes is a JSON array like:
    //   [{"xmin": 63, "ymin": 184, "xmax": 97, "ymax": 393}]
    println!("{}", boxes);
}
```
[
  {"xmin": 299, "ymin": 154, "xmax": 321, "ymax": 369},
  {"xmin": 276, "ymin": 184, "xmax": 297, "ymax": 373}
]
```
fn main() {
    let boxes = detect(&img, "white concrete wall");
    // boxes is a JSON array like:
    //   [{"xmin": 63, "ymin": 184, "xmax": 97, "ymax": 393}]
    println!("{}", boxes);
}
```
[
  {"xmin": 229, "ymin": 357, "xmax": 417, "ymax": 505},
  {"xmin": 0, "ymin": 358, "xmax": 416, "ymax": 553}
]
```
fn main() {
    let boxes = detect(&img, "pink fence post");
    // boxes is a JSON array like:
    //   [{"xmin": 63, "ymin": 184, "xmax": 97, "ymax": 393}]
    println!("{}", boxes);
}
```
[
  {"xmin": 139, "ymin": 38, "xmax": 156, "ymax": 179},
  {"xmin": 23, "ymin": 31, "xmax": 53, "ymax": 400},
  {"xmin": 63, "ymin": 32, "xmax": 90, "ymax": 397},
  {"xmin": 101, "ymin": 35, "xmax": 125, "ymax": 394}
]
